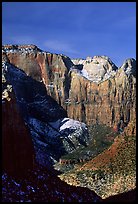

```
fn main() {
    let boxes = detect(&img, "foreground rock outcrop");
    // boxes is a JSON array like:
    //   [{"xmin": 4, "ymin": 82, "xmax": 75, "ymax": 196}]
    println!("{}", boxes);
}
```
[
  {"xmin": 2, "ymin": 69, "xmax": 35, "ymax": 177},
  {"xmin": 2, "ymin": 166, "xmax": 102, "ymax": 202},
  {"xmin": 2, "ymin": 45, "xmax": 136, "ymax": 129}
]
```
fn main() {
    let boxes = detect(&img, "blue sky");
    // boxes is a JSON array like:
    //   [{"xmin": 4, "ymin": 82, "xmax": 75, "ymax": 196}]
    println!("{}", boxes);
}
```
[{"xmin": 2, "ymin": 2, "xmax": 136, "ymax": 67}]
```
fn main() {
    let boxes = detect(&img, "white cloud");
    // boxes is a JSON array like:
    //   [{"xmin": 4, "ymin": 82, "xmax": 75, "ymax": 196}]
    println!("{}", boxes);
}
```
[
  {"xmin": 7, "ymin": 35, "xmax": 35, "ymax": 44},
  {"xmin": 44, "ymin": 40, "xmax": 79, "ymax": 54}
]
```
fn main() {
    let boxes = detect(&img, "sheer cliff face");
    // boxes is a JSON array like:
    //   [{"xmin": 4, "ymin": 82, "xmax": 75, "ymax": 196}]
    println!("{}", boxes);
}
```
[
  {"xmin": 2, "ymin": 45, "xmax": 136, "ymax": 128},
  {"xmin": 67, "ymin": 62, "xmax": 136, "ymax": 126}
]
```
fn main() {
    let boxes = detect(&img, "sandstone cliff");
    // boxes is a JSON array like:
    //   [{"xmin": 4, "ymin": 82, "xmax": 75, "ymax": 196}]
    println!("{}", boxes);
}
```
[{"xmin": 2, "ymin": 45, "xmax": 136, "ymax": 130}]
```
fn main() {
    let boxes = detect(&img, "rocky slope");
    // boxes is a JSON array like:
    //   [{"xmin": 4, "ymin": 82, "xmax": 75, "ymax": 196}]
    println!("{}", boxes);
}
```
[
  {"xmin": 2, "ymin": 45, "xmax": 136, "ymax": 129},
  {"xmin": 59, "ymin": 131, "xmax": 136, "ymax": 199}
]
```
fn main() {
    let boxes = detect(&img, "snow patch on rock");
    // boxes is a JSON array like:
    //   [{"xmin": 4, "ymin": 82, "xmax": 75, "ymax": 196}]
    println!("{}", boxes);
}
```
[
  {"xmin": 27, "ymin": 116, "xmax": 89, "ymax": 165},
  {"xmin": 59, "ymin": 118, "xmax": 87, "ymax": 131},
  {"xmin": 72, "ymin": 56, "xmax": 117, "ymax": 83}
]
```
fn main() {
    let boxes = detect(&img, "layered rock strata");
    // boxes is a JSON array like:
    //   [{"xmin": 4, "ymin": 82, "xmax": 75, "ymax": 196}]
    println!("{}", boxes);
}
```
[{"xmin": 2, "ymin": 45, "xmax": 136, "ymax": 129}]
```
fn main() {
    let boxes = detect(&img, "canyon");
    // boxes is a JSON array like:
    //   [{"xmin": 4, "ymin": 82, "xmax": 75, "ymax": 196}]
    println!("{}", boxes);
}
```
[{"xmin": 2, "ymin": 44, "xmax": 136, "ymax": 202}]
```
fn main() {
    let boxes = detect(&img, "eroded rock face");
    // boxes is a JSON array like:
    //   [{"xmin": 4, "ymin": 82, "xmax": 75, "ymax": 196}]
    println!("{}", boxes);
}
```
[
  {"xmin": 67, "ymin": 65, "xmax": 136, "ymax": 127},
  {"xmin": 2, "ymin": 45, "xmax": 72, "ymax": 107},
  {"xmin": 2, "ymin": 45, "xmax": 136, "ymax": 130}
]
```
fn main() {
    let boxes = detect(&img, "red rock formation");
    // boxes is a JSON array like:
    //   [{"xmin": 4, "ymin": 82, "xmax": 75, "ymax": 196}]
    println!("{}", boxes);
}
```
[
  {"xmin": 2, "ymin": 45, "xmax": 136, "ymax": 130},
  {"xmin": 2, "ymin": 91, "xmax": 35, "ymax": 178},
  {"xmin": 67, "ymin": 70, "xmax": 136, "ymax": 128}
]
